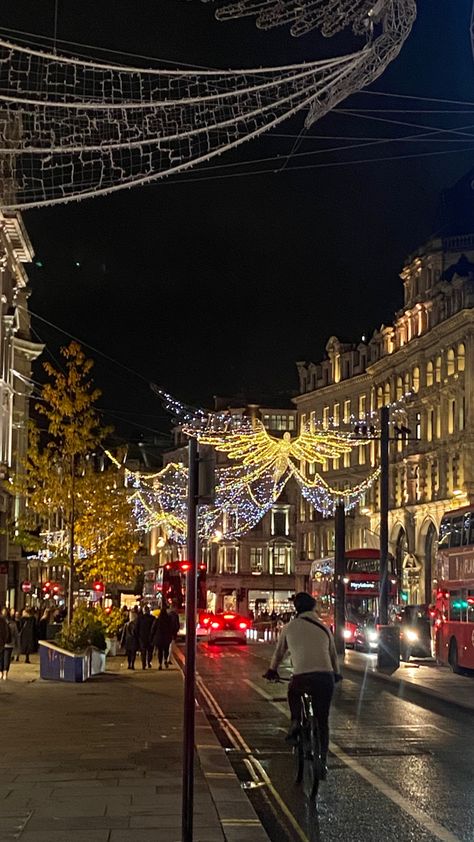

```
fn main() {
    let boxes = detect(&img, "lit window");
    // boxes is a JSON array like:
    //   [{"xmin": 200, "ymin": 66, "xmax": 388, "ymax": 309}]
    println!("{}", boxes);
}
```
[
  {"xmin": 426, "ymin": 361, "xmax": 433, "ymax": 387},
  {"xmin": 384, "ymin": 382, "xmax": 391, "ymax": 404},
  {"xmin": 272, "ymin": 546, "xmax": 289, "ymax": 575},
  {"xmin": 435, "ymin": 356, "xmax": 442, "ymax": 383},
  {"xmin": 333, "ymin": 403, "xmax": 340, "ymax": 426},
  {"xmin": 359, "ymin": 394, "xmax": 366, "ymax": 418},
  {"xmin": 343, "ymin": 399, "xmax": 351, "ymax": 424},
  {"xmin": 396, "ymin": 376, "xmax": 403, "ymax": 400},
  {"xmin": 448, "ymin": 399, "xmax": 456, "ymax": 435},
  {"xmin": 415, "ymin": 411, "xmax": 421, "ymax": 440},
  {"xmin": 359, "ymin": 447, "xmax": 366, "ymax": 465},
  {"xmin": 447, "ymin": 348, "xmax": 455, "ymax": 376},
  {"xmin": 412, "ymin": 367, "xmax": 420, "ymax": 393},
  {"xmin": 457, "ymin": 343, "xmax": 466, "ymax": 372},
  {"xmin": 323, "ymin": 406, "xmax": 329, "ymax": 428},
  {"xmin": 250, "ymin": 547, "xmax": 264, "ymax": 574}
]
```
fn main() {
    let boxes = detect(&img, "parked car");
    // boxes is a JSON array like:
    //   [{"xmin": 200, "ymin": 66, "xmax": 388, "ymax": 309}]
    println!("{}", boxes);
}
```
[{"xmin": 207, "ymin": 612, "xmax": 250, "ymax": 644}]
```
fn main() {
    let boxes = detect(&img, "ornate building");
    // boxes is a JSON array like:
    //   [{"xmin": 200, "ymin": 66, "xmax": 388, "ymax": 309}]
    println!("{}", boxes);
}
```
[
  {"xmin": 294, "ymin": 228, "xmax": 474, "ymax": 604},
  {"xmin": 0, "ymin": 210, "xmax": 43, "ymax": 608}
]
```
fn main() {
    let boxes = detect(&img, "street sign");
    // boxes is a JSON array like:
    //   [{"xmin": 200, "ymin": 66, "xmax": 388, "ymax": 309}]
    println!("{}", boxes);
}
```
[{"xmin": 21, "ymin": 580, "xmax": 32, "ymax": 593}]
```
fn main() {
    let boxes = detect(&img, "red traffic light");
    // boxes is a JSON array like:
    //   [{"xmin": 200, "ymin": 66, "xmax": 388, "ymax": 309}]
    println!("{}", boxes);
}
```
[{"xmin": 93, "ymin": 581, "xmax": 105, "ymax": 592}]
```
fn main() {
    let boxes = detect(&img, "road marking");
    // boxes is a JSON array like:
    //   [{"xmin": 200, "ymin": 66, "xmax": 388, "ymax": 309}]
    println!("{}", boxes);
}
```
[{"xmin": 244, "ymin": 677, "xmax": 462, "ymax": 842}]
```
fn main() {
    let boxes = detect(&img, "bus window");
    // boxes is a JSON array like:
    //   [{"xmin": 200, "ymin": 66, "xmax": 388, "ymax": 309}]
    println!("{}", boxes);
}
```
[
  {"xmin": 468, "ymin": 590, "xmax": 474, "ymax": 623},
  {"xmin": 450, "ymin": 516, "xmax": 465, "ymax": 548},
  {"xmin": 449, "ymin": 590, "xmax": 462, "ymax": 621},
  {"xmin": 438, "ymin": 518, "xmax": 451, "ymax": 549}
]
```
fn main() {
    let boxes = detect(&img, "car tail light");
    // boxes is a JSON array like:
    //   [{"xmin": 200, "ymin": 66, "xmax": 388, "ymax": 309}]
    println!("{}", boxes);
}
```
[
  {"xmin": 202, "ymin": 617, "xmax": 210, "ymax": 626},
  {"xmin": 210, "ymin": 621, "xmax": 221, "ymax": 630},
  {"xmin": 223, "ymin": 613, "xmax": 235, "ymax": 619},
  {"xmin": 238, "ymin": 621, "xmax": 247, "ymax": 630}
]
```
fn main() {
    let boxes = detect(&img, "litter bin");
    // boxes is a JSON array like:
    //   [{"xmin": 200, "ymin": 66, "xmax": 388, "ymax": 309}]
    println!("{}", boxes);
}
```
[{"xmin": 377, "ymin": 624, "xmax": 400, "ymax": 671}]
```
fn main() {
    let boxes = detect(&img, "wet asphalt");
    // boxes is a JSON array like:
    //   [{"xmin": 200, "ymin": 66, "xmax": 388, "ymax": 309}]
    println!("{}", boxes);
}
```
[{"xmin": 194, "ymin": 639, "xmax": 474, "ymax": 842}]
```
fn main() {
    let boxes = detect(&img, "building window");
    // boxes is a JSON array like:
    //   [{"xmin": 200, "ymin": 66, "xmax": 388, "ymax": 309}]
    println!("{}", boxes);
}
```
[
  {"xmin": 427, "ymin": 408, "xmax": 434, "ymax": 442},
  {"xmin": 396, "ymin": 376, "xmax": 403, "ymax": 400},
  {"xmin": 300, "ymin": 413, "xmax": 306, "ymax": 433},
  {"xmin": 412, "ymin": 367, "xmax": 420, "ymax": 393},
  {"xmin": 426, "ymin": 361, "xmax": 433, "ymax": 387},
  {"xmin": 457, "ymin": 343, "xmax": 466, "ymax": 372},
  {"xmin": 447, "ymin": 348, "xmax": 455, "ymax": 376},
  {"xmin": 359, "ymin": 446, "xmax": 366, "ymax": 465},
  {"xmin": 376, "ymin": 386, "xmax": 383, "ymax": 408},
  {"xmin": 358, "ymin": 394, "xmax": 366, "ymax": 418},
  {"xmin": 435, "ymin": 356, "xmax": 442, "ymax": 383},
  {"xmin": 309, "ymin": 411, "xmax": 316, "ymax": 432},
  {"xmin": 272, "ymin": 545, "xmax": 289, "ymax": 575},
  {"xmin": 415, "ymin": 412, "xmax": 421, "ymax": 440},
  {"xmin": 271, "ymin": 507, "xmax": 289, "ymax": 536},
  {"xmin": 323, "ymin": 406, "xmax": 329, "ymax": 428},
  {"xmin": 250, "ymin": 547, "xmax": 264, "ymax": 574},
  {"xmin": 226, "ymin": 547, "xmax": 238, "ymax": 574},
  {"xmin": 384, "ymin": 382, "xmax": 391, "ymax": 404},
  {"xmin": 460, "ymin": 398, "xmax": 465, "ymax": 431},
  {"xmin": 404, "ymin": 372, "xmax": 410, "ymax": 394},
  {"xmin": 333, "ymin": 403, "xmax": 340, "ymax": 426},
  {"xmin": 449, "ymin": 399, "xmax": 456, "ymax": 435},
  {"xmin": 343, "ymin": 399, "xmax": 351, "ymax": 423},
  {"xmin": 344, "ymin": 450, "xmax": 351, "ymax": 468}
]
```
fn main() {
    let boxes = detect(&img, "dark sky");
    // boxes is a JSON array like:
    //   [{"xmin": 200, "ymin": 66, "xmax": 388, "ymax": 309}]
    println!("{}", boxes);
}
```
[{"xmin": 4, "ymin": 1, "xmax": 474, "ymax": 438}]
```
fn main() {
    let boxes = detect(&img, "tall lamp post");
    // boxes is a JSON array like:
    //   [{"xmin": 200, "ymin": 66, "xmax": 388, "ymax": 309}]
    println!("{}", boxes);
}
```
[
  {"xmin": 334, "ymin": 500, "xmax": 346, "ymax": 655},
  {"xmin": 377, "ymin": 405, "xmax": 400, "ymax": 670}
]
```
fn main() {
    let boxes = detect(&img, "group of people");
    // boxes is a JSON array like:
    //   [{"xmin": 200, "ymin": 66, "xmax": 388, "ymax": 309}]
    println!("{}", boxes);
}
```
[
  {"xmin": 120, "ymin": 603, "xmax": 180, "ymax": 671},
  {"xmin": 0, "ymin": 607, "xmax": 41, "ymax": 679}
]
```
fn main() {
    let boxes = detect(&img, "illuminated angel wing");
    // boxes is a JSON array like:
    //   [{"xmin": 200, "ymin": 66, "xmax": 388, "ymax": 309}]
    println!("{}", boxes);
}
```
[
  {"xmin": 289, "ymin": 428, "xmax": 356, "ymax": 465},
  {"xmin": 191, "ymin": 421, "xmax": 281, "ymax": 468}
]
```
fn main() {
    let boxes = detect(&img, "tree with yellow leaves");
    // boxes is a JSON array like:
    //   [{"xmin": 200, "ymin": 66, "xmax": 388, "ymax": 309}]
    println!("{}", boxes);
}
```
[{"xmin": 13, "ymin": 342, "xmax": 139, "ymax": 615}]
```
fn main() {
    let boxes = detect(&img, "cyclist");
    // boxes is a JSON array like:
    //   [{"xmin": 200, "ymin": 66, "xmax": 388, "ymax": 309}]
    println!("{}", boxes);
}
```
[{"xmin": 263, "ymin": 592, "xmax": 341, "ymax": 777}]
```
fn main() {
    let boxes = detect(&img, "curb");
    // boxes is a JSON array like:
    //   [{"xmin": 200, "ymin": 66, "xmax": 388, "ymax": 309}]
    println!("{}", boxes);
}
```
[
  {"xmin": 343, "ymin": 661, "xmax": 474, "ymax": 715},
  {"xmin": 173, "ymin": 647, "xmax": 271, "ymax": 842}
]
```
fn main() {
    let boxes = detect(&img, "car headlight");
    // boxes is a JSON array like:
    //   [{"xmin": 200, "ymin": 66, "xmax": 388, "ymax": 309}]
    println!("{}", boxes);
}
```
[
  {"xmin": 367, "ymin": 631, "xmax": 379, "ymax": 643},
  {"xmin": 343, "ymin": 629, "xmax": 352, "ymax": 640},
  {"xmin": 405, "ymin": 629, "xmax": 418, "ymax": 643}
]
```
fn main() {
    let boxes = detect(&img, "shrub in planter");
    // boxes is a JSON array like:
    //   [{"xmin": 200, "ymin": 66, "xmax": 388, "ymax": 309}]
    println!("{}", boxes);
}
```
[
  {"xmin": 95, "ymin": 606, "xmax": 123, "ymax": 639},
  {"xmin": 56, "ymin": 604, "xmax": 107, "ymax": 653}
]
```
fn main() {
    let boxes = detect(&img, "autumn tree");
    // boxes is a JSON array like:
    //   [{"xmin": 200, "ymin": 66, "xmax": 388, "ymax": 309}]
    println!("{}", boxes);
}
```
[{"xmin": 14, "ymin": 342, "xmax": 139, "ymax": 610}]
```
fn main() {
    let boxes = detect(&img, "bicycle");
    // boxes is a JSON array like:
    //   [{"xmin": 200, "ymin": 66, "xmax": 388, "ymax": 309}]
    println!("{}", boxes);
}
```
[{"xmin": 265, "ymin": 673, "xmax": 323, "ymax": 801}]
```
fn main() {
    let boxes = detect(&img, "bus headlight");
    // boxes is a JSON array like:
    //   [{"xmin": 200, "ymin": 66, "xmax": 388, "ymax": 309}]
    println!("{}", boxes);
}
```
[
  {"xmin": 405, "ymin": 629, "xmax": 418, "ymax": 643},
  {"xmin": 367, "ymin": 630, "xmax": 379, "ymax": 643},
  {"xmin": 343, "ymin": 629, "xmax": 352, "ymax": 640}
]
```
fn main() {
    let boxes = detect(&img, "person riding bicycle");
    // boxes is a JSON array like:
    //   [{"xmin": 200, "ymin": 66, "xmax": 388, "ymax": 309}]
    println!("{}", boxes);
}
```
[{"xmin": 263, "ymin": 592, "xmax": 341, "ymax": 777}]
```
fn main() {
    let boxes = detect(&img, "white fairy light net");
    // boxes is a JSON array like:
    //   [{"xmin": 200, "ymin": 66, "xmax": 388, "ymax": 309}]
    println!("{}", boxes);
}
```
[{"xmin": 0, "ymin": 0, "xmax": 416, "ymax": 210}]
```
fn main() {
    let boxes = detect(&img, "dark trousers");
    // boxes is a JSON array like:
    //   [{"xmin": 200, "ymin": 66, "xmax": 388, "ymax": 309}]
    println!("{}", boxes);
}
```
[
  {"xmin": 140, "ymin": 644, "xmax": 153, "ymax": 669},
  {"xmin": 126, "ymin": 648, "xmax": 136, "ymax": 668},
  {"xmin": 157, "ymin": 644, "xmax": 170, "ymax": 666},
  {"xmin": 0, "ymin": 647, "xmax": 12, "ymax": 673},
  {"xmin": 288, "ymin": 672, "xmax": 334, "ymax": 759}
]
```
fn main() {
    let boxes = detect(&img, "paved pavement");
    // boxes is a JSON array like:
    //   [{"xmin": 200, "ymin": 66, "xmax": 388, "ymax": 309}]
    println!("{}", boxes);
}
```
[{"xmin": 0, "ymin": 651, "xmax": 270, "ymax": 842}]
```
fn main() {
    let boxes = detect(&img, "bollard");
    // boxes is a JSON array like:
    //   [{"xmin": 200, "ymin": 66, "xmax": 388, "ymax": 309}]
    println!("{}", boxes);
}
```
[{"xmin": 377, "ymin": 625, "xmax": 400, "ymax": 671}]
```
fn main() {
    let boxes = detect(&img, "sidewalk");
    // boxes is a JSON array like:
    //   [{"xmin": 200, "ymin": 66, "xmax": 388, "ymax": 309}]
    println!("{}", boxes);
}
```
[
  {"xmin": 0, "ymin": 652, "xmax": 269, "ymax": 842},
  {"xmin": 249, "ymin": 639, "xmax": 474, "ymax": 712}
]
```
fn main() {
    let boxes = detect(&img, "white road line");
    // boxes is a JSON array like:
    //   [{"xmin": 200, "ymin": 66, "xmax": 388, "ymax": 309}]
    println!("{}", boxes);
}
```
[{"xmin": 244, "ymin": 678, "xmax": 462, "ymax": 842}]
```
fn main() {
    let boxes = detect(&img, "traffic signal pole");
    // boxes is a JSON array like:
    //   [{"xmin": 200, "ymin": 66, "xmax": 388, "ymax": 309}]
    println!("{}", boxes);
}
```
[
  {"xmin": 182, "ymin": 437, "xmax": 199, "ymax": 842},
  {"xmin": 334, "ymin": 500, "xmax": 346, "ymax": 655}
]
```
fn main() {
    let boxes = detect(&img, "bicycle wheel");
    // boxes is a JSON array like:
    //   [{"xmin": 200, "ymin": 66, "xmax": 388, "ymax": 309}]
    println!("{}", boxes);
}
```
[
  {"xmin": 303, "ymin": 721, "xmax": 322, "ymax": 800},
  {"xmin": 293, "ymin": 732, "xmax": 304, "ymax": 783}
]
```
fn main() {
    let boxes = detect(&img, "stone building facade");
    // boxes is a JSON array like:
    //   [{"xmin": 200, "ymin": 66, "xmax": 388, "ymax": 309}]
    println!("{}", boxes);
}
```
[
  {"xmin": 294, "ymin": 232, "xmax": 474, "ymax": 605},
  {"xmin": 0, "ymin": 210, "xmax": 43, "ymax": 608}
]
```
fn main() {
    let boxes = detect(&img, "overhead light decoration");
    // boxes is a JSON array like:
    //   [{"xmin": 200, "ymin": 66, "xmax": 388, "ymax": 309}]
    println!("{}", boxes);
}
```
[{"xmin": 0, "ymin": 0, "xmax": 416, "ymax": 209}]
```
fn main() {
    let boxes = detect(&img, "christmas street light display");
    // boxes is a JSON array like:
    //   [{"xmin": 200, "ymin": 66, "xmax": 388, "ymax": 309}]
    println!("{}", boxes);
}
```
[{"xmin": 0, "ymin": 0, "xmax": 416, "ymax": 209}]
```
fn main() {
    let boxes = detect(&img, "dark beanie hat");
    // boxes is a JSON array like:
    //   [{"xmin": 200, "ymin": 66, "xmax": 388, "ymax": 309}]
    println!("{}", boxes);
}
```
[{"xmin": 294, "ymin": 592, "xmax": 316, "ymax": 614}]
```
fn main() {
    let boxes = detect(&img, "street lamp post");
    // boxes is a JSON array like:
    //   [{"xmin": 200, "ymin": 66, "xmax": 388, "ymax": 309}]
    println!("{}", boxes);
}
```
[
  {"xmin": 377, "ymin": 405, "xmax": 400, "ymax": 670},
  {"xmin": 67, "ymin": 454, "xmax": 75, "ymax": 625},
  {"xmin": 334, "ymin": 500, "xmax": 346, "ymax": 655}
]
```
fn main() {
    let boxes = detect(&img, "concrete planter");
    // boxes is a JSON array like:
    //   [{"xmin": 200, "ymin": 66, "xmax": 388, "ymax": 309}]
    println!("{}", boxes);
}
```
[
  {"xmin": 105, "ymin": 636, "xmax": 118, "ymax": 657},
  {"xmin": 39, "ymin": 640, "xmax": 106, "ymax": 682}
]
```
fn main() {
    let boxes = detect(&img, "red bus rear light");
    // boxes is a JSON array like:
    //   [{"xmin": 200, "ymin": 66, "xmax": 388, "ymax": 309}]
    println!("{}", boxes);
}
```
[
  {"xmin": 238, "ymin": 621, "xmax": 248, "ymax": 630},
  {"xmin": 223, "ymin": 613, "xmax": 235, "ymax": 619},
  {"xmin": 210, "ymin": 621, "xmax": 221, "ymax": 630},
  {"xmin": 202, "ymin": 617, "xmax": 210, "ymax": 625}
]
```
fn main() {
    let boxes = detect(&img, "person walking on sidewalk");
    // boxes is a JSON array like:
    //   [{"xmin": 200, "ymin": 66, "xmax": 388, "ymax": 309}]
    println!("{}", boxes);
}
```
[
  {"xmin": 121, "ymin": 610, "xmax": 138, "ymax": 670},
  {"xmin": 19, "ymin": 609, "xmax": 36, "ymax": 664},
  {"xmin": 151, "ymin": 605, "xmax": 173, "ymax": 670},
  {"xmin": 136, "ymin": 605, "xmax": 154, "ymax": 669},
  {"xmin": 0, "ymin": 610, "xmax": 11, "ymax": 680},
  {"xmin": 1, "ymin": 609, "xmax": 18, "ymax": 679}
]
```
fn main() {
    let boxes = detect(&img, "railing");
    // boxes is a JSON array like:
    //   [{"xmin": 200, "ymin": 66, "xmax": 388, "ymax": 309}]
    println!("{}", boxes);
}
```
[
  {"xmin": 442, "ymin": 234, "xmax": 474, "ymax": 252},
  {"xmin": 246, "ymin": 626, "xmax": 279, "ymax": 643}
]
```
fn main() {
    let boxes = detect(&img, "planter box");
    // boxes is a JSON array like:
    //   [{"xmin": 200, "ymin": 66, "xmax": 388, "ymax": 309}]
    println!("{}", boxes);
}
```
[
  {"xmin": 39, "ymin": 641, "xmax": 106, "ymax": 683},
  {"xmin": 105, "ymin": 636, "xmax": 118, "ymax": 657}
]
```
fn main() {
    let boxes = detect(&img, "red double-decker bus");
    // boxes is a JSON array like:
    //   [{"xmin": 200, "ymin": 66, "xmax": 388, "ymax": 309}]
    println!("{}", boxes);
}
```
[
  {"xmin": 434, "ymin": 507, "xmax": 474, "ymax": 672},
  {"xmin": 311, "ymin": 548, "xmax": 398, "ymax": 647},
  {"xmin": 143, "ymin": 561, "xmax": 208, "ymax": 636}
]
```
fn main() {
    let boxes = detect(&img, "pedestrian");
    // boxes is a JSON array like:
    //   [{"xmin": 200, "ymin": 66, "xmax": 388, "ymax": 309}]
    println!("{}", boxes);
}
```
[
  {"xmin": 168, "ymin": 602, "xmax": 181, "ymax": 642},
  {"xmin": 136, "ymin": 605, "xmax": 154, "ymax": 670},
  {"xmin": 0, "ymin": 609, "xmax": 11, "ymax": 680},
  {"xmin": 1, "ymin": 609, "xmax": 18, "ymax": 680},
  {"xmin": 151, "ymin": 606, "xmax": 173, "ymax": 670},
  {"xmin": 38, "ymin": 608, "xmax": 52, "ymax": 641},
  {"xmin": 13, "ymin": 612, "xmax": 21, "ymax": 660},
  {"xmin": 120, "ymin": 610, "xmax": 138, "ymax": 670},
  {"xmin": 19, "ymin": 609, "xmax": 36, "ymax": 664}
]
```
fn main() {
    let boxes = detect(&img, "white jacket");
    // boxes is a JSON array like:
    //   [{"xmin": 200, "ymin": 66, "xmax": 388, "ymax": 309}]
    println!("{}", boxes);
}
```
[{"xmin": 270, "ymin": 611, "xmax": 339, "ymax": 676}]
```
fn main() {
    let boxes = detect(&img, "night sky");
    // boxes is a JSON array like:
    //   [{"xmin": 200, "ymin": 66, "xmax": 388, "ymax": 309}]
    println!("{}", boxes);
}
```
[{"xmin": 3, "ymin": 1, "xmax": 474, "ymax": 439}]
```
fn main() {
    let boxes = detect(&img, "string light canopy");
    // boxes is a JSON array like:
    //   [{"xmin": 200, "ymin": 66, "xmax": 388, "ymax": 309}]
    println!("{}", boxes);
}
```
[{"xmin": 0, "ymin": 0, "xmax": 416, "ymax": 209}]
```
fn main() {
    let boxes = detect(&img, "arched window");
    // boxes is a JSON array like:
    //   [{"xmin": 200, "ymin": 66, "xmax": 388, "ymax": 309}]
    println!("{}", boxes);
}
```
[
  {"xmin": 404, "ymin": 372, "xmax": 410, "ymax": 395},
  {"xmin": 447, "ymin": 348, "xmax": 455, "ymax": 376},
  {"xmin": 384, "ymin": 381, "xmax": 391, "ymax": 404},
  {"xmin": 424, "ymin": 522, "xmax": 437, "ymax": 601},
  {"xmin": 426, "ymin": 361, "xmax": 433, "ymax": 387},
  {"xmin": 457, "ymin": 343, "xmax": 466, "ymax": 372},
  {"xmin": 376, "ymin": 386, "xmax": 383, "ymax": 409},
  {"xmin": 396, "ymin": 376, "xmax": 403, "ymax": 401},
  {"xmin": 412, "ymin": 366, "xmax": 420, "ymax": 393},
  {"xmin": 435, "ymin": 356, "xmax": 442, "ymax": 383}
]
